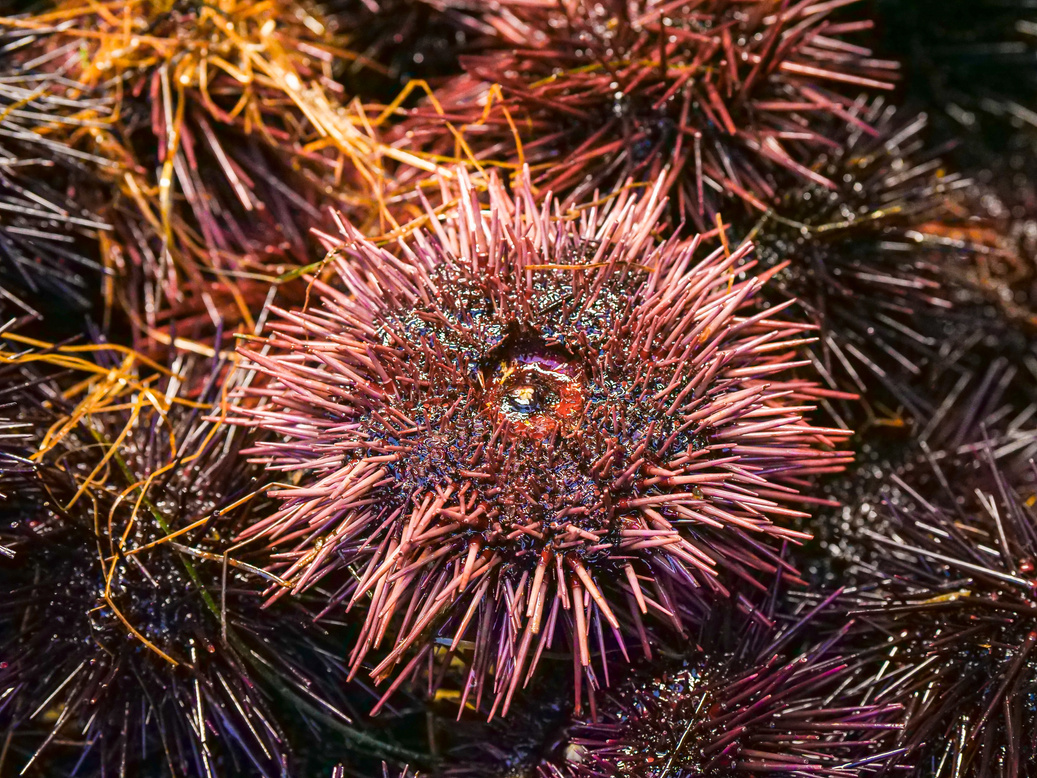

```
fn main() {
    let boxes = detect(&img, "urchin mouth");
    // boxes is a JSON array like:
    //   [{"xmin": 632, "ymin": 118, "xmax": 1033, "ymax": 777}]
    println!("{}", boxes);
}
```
[{"xmin": 481, "ymin": 327, "xmax": 586, "ymax": 435}]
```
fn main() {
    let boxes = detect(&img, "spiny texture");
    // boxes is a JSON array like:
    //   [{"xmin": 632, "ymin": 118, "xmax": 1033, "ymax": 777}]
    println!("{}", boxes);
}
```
[
  {"xmin": 537, "ymin": 592, "xmax": 906, "ymax": 777},
  {"xmin": 916, "ymin": 356, "xmax": 1037, "ymax": 470},
  {"xmin": 0, "ymin": 348, "xmax": 360, "ymax": 777},
  {"xmin": 3, "ymin": 0, "xmax": 353, "ymax": 349},
  {"xmin": 744, "ymin": 98, "xmax": 969, "ymax": 427},
  {"xmin": 397, "ymin": 0, "xmax": 897, "ymax": 230},
  {"xmin": 0, "ymin": 70, "xmax": 109, "ymax": 328},
  {"xmin": 845, "ymin": 440, "xmax": 1037, "ymax": 777},
  {"xmin": 229, "ymin": 170, "xmax": 852, "ymax": 717}
]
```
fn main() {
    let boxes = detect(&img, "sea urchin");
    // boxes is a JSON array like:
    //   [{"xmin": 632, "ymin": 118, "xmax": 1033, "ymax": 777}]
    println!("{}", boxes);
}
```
[
  {"xmin": 398, "ymin": 0, "xmax": 898, "ymax": 230},
  {"xmin": 229, "ymin": 169, "xmax": 852, "ymax": 716},
  {"xmin": 847, "ymin": 439, "xmax": 1037, "ymax": 776},
  {"xmin": 0, "ymin": 348, "xmax": 360, "ymax": 777},
  {"xmin": 539, "ymin": 593, "xmax": 906, "ymax": 777}
]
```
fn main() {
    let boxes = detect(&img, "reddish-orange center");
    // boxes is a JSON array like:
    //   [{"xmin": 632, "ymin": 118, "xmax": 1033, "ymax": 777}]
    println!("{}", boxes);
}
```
[{"xmin": 484, "ymin": 354, "xmax": 585, "ymax": 439}]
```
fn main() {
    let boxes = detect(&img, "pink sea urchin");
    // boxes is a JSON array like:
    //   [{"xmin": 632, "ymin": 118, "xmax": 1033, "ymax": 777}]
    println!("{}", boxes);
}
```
[
  {"xmin": 397, "ymin": 0, "xmax": 898, "ymax": 230},
  {"xmin": 230, "ymin": 170, "xmax": 853, "ymax": 716}
]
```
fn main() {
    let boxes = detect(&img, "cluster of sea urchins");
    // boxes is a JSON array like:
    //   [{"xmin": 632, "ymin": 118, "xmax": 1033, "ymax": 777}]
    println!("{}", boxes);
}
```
[
  {"xmin": 0, "ymin": 348, "xmax": 373, "ymax": 776},
  {"xmin": 227, "ymin": 168, "xmax": 852, "ymax": 716}
]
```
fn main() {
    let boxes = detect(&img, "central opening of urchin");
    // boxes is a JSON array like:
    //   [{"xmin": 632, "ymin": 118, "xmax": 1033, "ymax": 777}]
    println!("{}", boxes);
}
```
[
  {"xmin": 481, "ymin": 329, "xmax": 586, "ymax": 436},
  {"xmin": 502, "ymin": 382, "xmax": 542, "ymax": 415},
  {"xmin": 611, "ymin": 664, "xmax": 716, "ymax": 776}
]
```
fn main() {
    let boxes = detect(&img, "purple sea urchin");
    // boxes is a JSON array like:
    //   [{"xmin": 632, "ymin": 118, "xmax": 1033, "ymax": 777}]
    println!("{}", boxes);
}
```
[
  {"xmin": 744, "ymin": 98, "xmax": 969, "ymax": 426},
  {"xmin": 395, "ymin": 0, "xmax": 898, "ymax": 230},
  {"xmin": 538, "ymin": 595, "xmax": 905, "ymax": 777},
  {"xmin": 0, "ymin": 69, "xmax": 110, "ymax": 329},
  {"xmin": 801, "ymin": 350, "xmax": 1037, "ymax": 595},
  {"xmin": 229, "ymin": 169, "xmax": 852, "ymax": 716},
  {"xmin": 844, "ymin": 439, "xmax": 1037, "ymax": 776},
  {"xmin": 0, "ymin": 347, "xmax": 368, "ymax": 777}
]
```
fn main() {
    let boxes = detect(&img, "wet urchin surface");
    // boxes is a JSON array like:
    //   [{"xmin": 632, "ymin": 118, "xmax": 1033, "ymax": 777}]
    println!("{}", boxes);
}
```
[
  {"xmin": 378, "ymin": 589, "xmax": 907, "ymax": 777},
  {"xmin": 0, "ymin": 348, "xmax": 386, "ymax": 777},
  {"xmin": 535, "ymin": 589, "xmax": 907, "ymax": 777},
  {"xmin": 839, "ymin": 443, "xmax": 1037, "ymax": 776},
  {"xmin": 227, "ymin": 168, "xmax": 852, "ymax": 718},
  {"xmin": 867, "ymin": 0, "xmax": 1037, "ymax": 337},
  {"xmin": 395, "ymin": 0, "xmax": 899, "ymax": 231}
]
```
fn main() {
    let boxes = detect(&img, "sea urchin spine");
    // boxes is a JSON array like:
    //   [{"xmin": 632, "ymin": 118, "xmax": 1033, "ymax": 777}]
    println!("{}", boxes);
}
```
[{"xmin": 539, "ymin": 592, "xmax": 906, "ymax": 777}]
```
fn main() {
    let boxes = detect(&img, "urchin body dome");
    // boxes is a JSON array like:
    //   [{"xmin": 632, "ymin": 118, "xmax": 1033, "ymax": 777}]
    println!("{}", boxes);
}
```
[{"xmin": 231, "ymin": 170, "xmax": 852, "ymax": 715}]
